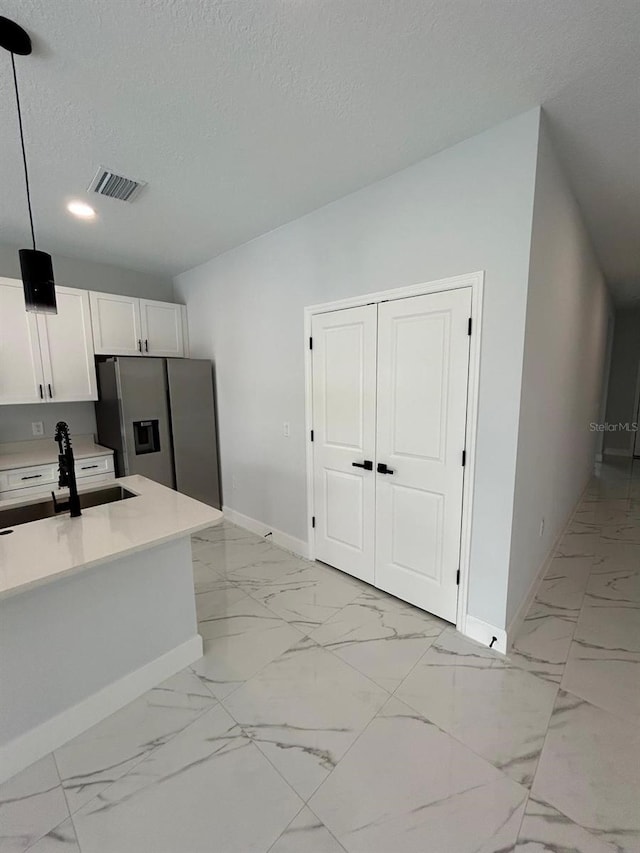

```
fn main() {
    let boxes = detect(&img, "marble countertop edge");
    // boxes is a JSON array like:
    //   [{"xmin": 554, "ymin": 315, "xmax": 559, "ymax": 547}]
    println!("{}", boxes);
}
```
[
  {"xmin": 0, "ymin": 475, "xmax": 222, "ymax": 601},
  {"xmin": 0, "ymin": 435, "xmax": 114, "ymax": 471}
]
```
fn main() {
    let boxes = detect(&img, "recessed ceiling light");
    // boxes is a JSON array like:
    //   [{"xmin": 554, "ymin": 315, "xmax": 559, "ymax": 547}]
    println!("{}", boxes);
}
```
[{"xmin": 67, "ymin": 200, "xmax": 96, "ymax": 220}]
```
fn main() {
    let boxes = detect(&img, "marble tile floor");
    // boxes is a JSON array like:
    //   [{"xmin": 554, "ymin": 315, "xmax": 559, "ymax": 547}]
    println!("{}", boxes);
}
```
[{"xmin": 2, "ymin": 462, "xmax": 639, "ymax": 852}]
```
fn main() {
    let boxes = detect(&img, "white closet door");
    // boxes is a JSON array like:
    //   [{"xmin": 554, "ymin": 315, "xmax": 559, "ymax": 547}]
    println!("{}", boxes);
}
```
[
  {"xmin": 375, "ymin": 288, "xmax": 471, "ymax": 623},
  {"xmin": 312, "ymin": 305, "xmax": 377, "ymax": 583}
]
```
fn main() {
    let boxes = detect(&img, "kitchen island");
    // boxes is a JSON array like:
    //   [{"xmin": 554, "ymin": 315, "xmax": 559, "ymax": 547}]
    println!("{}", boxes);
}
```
[{"xmin": 0, "ymin": 475, "xmax": 222, "ymax": 783}]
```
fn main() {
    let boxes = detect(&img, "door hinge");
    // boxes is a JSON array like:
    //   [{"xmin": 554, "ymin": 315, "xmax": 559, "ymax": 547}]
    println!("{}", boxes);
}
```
[
  {"xmin": 310, "ymin": 429, "xmax": 314, "ymax": 442},
  {"xmin": 456, "ymin": 568, "xmax": 461, "ymax": 585},
  {"xmin": 309, "ymin": 336, "xmax": 313, "ymax": 350},
  {"xmin": 312, "ymin": 516, "xmax": 316, "ymax": 528},
  {"xmin": 468, "ymin": 317, "xmax": 472, "ymax": 335},
  {"xmin": 462, "ymin": 450, "xmax": 466, "ymax": 467}
]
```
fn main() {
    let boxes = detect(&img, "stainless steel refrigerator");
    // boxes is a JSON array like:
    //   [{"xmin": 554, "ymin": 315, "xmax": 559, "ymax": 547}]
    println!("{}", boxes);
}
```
[{"xmin": 95, "ymin": 357, "xmax": 221, "ymax": 508}]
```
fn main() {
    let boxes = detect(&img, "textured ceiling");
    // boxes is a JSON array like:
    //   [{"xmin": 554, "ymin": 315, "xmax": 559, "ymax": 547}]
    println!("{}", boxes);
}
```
[{"xmin": 0, "ymin": 1, "xmax": 638, "ymax": 300}]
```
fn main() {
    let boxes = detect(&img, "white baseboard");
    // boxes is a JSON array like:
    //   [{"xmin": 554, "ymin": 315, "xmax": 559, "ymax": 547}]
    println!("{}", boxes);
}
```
[
  {"xmin": 505, "ymin": 478, "xmax": 590, "ymax": 651},
  {"xmin": 462, "ymin": 615, "xmax": 507, "ymax": 655},
  {"xmin": 222, "ymin": 505, "xmax": 310, "ymax": 559},
  {"xmin": 0, "ymin": 635, "xmax": 203, "ymax": 785},
  {"xmin": 505, "ymin": 552, "xmax": 552, "ymax": 654}
]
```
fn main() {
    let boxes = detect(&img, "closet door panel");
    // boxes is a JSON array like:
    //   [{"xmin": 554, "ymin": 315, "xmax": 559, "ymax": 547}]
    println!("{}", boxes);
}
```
[
  {"xmin": 375, "ymin": 288, "xmax": 472, "ymax": 623},
  {"xmin": 311, "ymin": 305, "xmax": 377, "ymax": 583}
]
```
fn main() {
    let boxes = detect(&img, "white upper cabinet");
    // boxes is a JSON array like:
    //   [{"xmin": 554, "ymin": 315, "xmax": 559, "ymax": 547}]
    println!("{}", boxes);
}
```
[
  {"xmin": 90, "ymin": 292, "xmax": 185, "ymax": 357},
  {"xmin": 0, "ymin": 278, "xmax": 97, "ymax": 405},
  {"xmin": 0, "ymin": 278, "xmax": 45, "ymax": 405},
  {"xmin": 90, "ymin": 292, "xmax": 143, "ymax": 356},
  {"xmin": 0, "ymin": 280, "xmax": 188, "ymax": 406},
  {"xmin": 38, "ymin": 287, "xmax": 97, "ymax": 402},
  {"xmin": 139, "ymin": 299, "xmax": 185, "ymax": 357}
]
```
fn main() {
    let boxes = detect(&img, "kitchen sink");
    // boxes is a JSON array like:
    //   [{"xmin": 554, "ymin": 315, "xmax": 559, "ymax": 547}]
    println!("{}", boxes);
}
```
[{"xmin": 0, "ymin": 486, "xmax": 136, "ymax": 531}]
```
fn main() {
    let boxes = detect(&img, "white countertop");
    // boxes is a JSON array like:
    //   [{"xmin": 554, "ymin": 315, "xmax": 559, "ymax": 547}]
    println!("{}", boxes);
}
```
[
  {"xmin": 0, "ymin": 475, "xmax": 222, "ymax": 600},
  {"xmin": 0, "ymin": 435, "xmax": 113, "ymax": 472}
]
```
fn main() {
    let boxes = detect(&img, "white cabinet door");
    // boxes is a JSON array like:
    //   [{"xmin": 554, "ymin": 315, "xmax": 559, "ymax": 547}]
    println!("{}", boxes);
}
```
[
  {"xmin": 38, "ymin": 286, "xmax": 98, "ymax": 402},
  {"xmin": 140, "ymin": 299, "xmax": 185, "ymax": 357},
  {"xmin": 374, "ymin": 288, "xmax": 471, "ymax": 623},
  {"xmin": 0, "ymin": 278, "xmax": 46, "ymax": 405},
  {"xmin": 312, "ymin": 305, "xmax": 377, "ymax": 583},
  {"xmin": 90, "ymin": 292, "xmax": 143, "ymax": 356}
]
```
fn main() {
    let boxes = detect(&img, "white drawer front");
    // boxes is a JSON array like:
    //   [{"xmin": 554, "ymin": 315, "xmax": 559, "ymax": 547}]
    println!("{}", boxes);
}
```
[
  {"xmin": 76, "ymin": 455, "xmax": 114, "ymax": 478},
  {"xmin": 1, "ymin": 472, "xmax": 116, "ymax": 503},
  {"xmin": 0, "ymin": 463, "xmax": 58, "ymax": 493},
  {"xmin": 0, "ymin": 454, "xmax": 114, "ymax": 495}
]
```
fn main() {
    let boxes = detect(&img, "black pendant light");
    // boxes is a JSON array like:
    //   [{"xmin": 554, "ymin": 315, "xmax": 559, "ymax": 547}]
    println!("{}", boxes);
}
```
[{"xmin": 1, "ymin": 16, "xmax": 57, "ymax": 314}]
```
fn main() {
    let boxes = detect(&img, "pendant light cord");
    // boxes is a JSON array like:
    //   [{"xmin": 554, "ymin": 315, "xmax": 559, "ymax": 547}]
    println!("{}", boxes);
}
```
[{"xmin": 10, "ymin": 51, "xmax": 36, "ymax": 250}]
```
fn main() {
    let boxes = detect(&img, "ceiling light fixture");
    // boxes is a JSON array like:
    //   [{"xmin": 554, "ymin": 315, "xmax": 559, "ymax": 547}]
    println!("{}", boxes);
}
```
[
  {"xmin": 67, "ymin": 200, "xmax": 96, "ymax": 220},
  {"xmin": 0, "ymin": 16, "xmax": 57, "ymax": 314}
]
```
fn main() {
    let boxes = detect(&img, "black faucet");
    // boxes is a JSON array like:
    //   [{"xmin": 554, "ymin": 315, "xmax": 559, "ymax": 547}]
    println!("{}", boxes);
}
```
[{"xmin": 52, "ymin": 421, "xmax": 82, "ymax": 517}]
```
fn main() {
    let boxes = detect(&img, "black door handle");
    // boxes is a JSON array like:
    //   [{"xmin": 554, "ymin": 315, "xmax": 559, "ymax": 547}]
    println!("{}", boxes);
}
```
[
  {"xmin": 377, "ymin": 462, "xmax": 395, "ymax": 475},
  {"xmin": 352, "ymin": 460, "xmax": 373, "ymax": 470}
]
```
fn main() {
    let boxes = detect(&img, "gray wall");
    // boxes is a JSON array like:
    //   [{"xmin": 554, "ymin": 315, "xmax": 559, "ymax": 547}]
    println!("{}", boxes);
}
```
[
  {"xmin": 603, "ymin": 309, "xmax": 640, "ymax": 456},
  {"xmin": 0, "ymin": 243, "xmax": 173, "ymax": 301},
  {"xmin": 507, "ymin": 115, "xmax": 610, "ymax": 627},
  {"xmin": 0, "ymin": 245, "xmax": 174, "ymax": 443},
  {"xmin": 0, "ymin": 402, "xmax": 97, "ymax": 444},
  {"xmin": 175, "ymin": 109, "xmax": 541, "ymax": 630}
]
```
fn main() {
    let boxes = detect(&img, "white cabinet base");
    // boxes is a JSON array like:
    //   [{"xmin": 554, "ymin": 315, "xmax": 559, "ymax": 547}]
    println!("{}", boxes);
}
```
[{"xmin": 0, "ymin": 537, "xmax": 201, "ymax": 784}]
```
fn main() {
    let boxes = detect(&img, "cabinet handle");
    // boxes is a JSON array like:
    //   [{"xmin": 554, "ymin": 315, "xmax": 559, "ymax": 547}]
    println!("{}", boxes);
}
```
[
  {"xmin": 81, "ymin": 464, "xmax": 99, "ymax": 470},
  {"xmin": 144, "ymin": 339, "xmax": 149, "ymax": 352},
  {"xmin": 38, "ymin": 384, "xmax": 43, "ymax": 399},
  {"xmin": 21, "ymin": 474, "xmax": 43, "ymax": 480},
  {"xmin": 47, "ymin": 383, "xmax": 53, "ymax": 399},
  {"xmin": 352, "ymin": 460, "xmax": 373, "ymax": 470},
  {"xmin": 138, "ymin": 339, "xmax": 142, "ymax": 352}
]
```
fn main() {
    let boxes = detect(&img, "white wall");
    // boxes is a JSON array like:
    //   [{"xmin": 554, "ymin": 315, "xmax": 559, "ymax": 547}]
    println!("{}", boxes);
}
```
[
  {"xmin": 175, "ymin": 110, "xmax": 541, "ymax": 630},
  {"xmin": 603, "ymin": 308, "xmax": 640, "ymax": 456},
  {"xmin": 506, "ymin": 115, "xmax": 610, "ymax": 628},
  {"xmin": 0, "ymin": 245, "xmax": 174, "ymax": 443}
]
